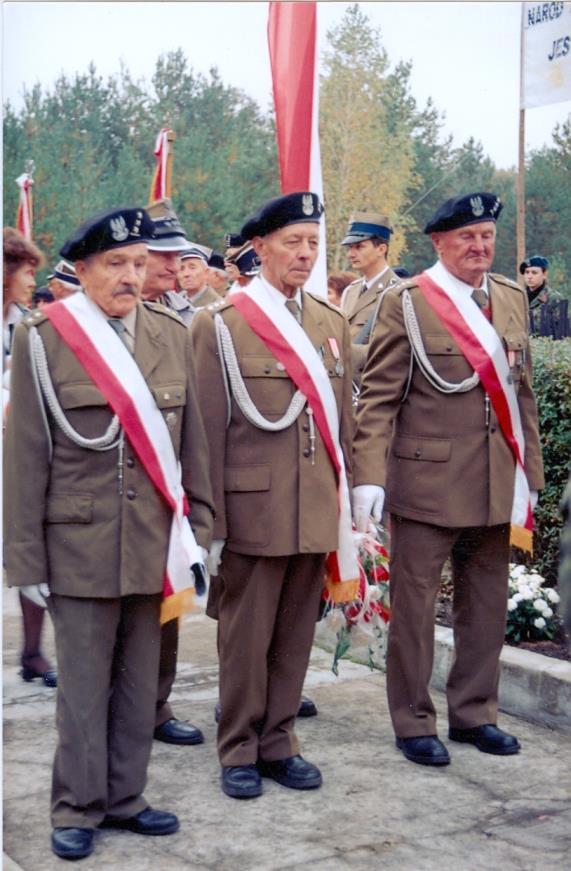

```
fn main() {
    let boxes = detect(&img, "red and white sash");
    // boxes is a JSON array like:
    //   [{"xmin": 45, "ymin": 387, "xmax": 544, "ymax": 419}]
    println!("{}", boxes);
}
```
[
  {"xmin": 416, "ymin": 263, "xmax": 533, "ymax": 552},
  {"xmin": 44, "ymin": 292, "xmax": 204, "ymax": 621},
  {"xmin": 230, "ymin": 275, "xmax": 360, "ymax": 601}
]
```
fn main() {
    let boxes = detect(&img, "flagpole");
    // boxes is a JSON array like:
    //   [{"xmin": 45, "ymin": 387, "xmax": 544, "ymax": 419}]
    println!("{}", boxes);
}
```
[
  {"xmin": 165, "ymin": 129, "xmax": 176, "ymax": 199},
  {"xmin": 517, "ymin": 2, "xmax": 526, "ymax": 282}
]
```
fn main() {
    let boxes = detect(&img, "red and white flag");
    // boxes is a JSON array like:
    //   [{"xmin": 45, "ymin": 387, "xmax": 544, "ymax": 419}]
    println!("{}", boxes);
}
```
[
  {"xmin": 268, "ymin": 1, "xmax": 327, "ymax": 297},
  {"xmin": 16, "ymin": 173, "xmax": 33, "ymax": 240},
  {"xmin": 149, "ymin": 127, "xmax": 172, "ymax": 202}
]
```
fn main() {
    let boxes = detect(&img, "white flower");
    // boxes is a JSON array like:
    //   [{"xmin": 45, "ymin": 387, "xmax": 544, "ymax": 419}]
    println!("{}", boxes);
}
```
[
  {"xmin": 512, "ymin": 593, "xmax": 523, "ymax": 604},
  {"xmin": 543, "ymin": 606, "xmax": 553, "ymax": 619},
  {"xmin": 534, "ymin": 617, "xmax": 546, "ymax": 630},
  {"xmin": 368, "ymin": 586, "xmax": 382, "ymax": 602},
  {"xmin": 510, "ymin": 565, "xmax": 527, "ymax": 579},
  {"xmin": 533, "ymin": 598, "xmax": 547, "ymax": 612},
  {"xmin": 519, "ymin": 586, "xmax": 533, "ymax": 600},
  {"xmin": 528, "ymin": 573, "xmax": 544, "ymax": 586},
  {"xmin": 546, "ymin": 588, "xmax": 560, "ymax": 604},
  {"xmin": 507, "ymin": 598, "xmax": 518, "ymax": 612}
]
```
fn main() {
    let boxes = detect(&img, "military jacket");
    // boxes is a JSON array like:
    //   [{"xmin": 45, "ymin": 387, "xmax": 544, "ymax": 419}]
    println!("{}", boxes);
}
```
[
  {"xmin": 4, "ymin": 301, "xmax": 214, "ymax": 596},
  {"xmin": 342, "ymin": 267, "xmax": 399, "ymax": 381},
  {"xmin": 353, "ymin": 273, "xmax": 545, "ymax": 528},
  {"xmin": 190, "ymin": 290, "xmax": 354, "ymax": 556}
]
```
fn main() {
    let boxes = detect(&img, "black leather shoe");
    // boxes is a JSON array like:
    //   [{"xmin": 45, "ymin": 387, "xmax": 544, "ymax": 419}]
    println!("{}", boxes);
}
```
[
  {"xmin": 21, "ymin": 664, "xmax": 57, "ymax": 688},
  {"xmin": 297, "ymin": 696, "xmax": 318, "ymax": 717},
  {"xmin": 51, "ymin": 827, "xmax": 94, "ymax": 860},
  {"xmin": 396, "ymin": 735, "xmax": 450, "ymax": 766},
  {"xmin": 221, "ymin": 765, "xmax": 263, "ymax": 799},
  {"xmin": 153, "ymin": 718, "xmax": 204, "ymax": 745},
  {"xmin": 100, "ymin": 807, "xmax": 179, "ymax": 835},
  {"xmin": 448, "ymin": 724, "xmax": 521, "ymax": 755},
  {"xmin": 258, "ymin": 755, "xmax": 322, "ymax": 789}
]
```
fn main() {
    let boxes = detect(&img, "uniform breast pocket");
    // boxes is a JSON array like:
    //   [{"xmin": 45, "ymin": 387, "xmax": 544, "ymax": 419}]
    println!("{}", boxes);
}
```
[
  {"xmin": 151, "ymin": 383, "xmax": 186, "ymax": 446},
  {"xmin": 58, "ymin": 382, "xmax": 113, "ymax": 439},
  {"xmin": 423, "ymin": 334, "xmax": 474, "ymax": 381},
  {"xmin": 46, "ymin": 492, "xmax": 94, "ymax": 524},
  {"xmin": 239, "ymin": 355, "xmax": 295, "ymax": 417},
  {"xmin": 224, "ymin": 464, "xmax": 271, "ymax": 547}
]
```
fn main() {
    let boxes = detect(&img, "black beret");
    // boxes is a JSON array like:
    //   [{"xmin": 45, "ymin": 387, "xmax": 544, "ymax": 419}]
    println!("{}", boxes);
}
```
[
  {"xmin": 32, "ymin": 286, "xmax": 55, "ymax": 305},
  {"xmin": 424, "ymin": 192, "xmax": 502, "ymax": 234},
  {"xmin": 241, "ymin": 192, "xmax": 324, "ymax": 240},
  {"xmin": 208, "ymin": 251, "xmax": 226, "ymax": 271},
  {"xmin": 60, "ymin": 207, "xmax": 153, "ymax": 261},
  {"xmin": 519, "ymin": 255, "xmax": 549, "ymax": 274}
]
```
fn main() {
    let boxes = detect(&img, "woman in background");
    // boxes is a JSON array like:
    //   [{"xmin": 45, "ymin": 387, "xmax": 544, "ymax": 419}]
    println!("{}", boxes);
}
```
[{"xmin": 3, "ymin": 227, "xmax": 57, "ymax": 688}]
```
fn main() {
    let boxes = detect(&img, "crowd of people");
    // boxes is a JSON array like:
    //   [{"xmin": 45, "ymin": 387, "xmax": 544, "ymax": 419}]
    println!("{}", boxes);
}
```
[{"xmin": 3, "ymin": 188, "xmax": 547, "ymax": 861}]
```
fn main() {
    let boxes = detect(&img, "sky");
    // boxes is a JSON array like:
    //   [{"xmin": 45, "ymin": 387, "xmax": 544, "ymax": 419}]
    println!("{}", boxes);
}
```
[{"xmin": 3, "ymin": 1, "xmax": 571, "ymax": 169}]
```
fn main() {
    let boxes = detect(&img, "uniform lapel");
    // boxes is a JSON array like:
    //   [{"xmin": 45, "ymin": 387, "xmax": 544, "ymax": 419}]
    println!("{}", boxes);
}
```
[{"xmin": 134, "ymin": 303, "xmax": 165, "ymax": 380}]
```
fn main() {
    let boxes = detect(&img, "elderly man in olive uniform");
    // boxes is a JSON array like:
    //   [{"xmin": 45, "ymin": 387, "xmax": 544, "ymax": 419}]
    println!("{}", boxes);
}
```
[
  {"xmin": 4, "ymin": 207, "xmax": 214, "ymax": 860},
  {"xmin": 353, "ymin": 192, "xmax": 544, "ymax": 767},
  {"xmin": 140, "ymin": 199, "xmax": 212, "ymax": 747},
  {"xmin": 192, "ymin": 192, "xmax": 355, "ymax": 799},
  {"xmin": 340, "ymin": 211, "xmax": 399, "ymax": 387},
  {"xmin": 178, "ymin": 245, "xmax": 220, "ymax": 311}
]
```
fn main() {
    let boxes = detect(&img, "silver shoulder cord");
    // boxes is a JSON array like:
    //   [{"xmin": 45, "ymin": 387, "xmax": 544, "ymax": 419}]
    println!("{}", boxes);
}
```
[
  {"xmin": 352, "ymin": 284, "xmax": 392, "ymax": 408},
  {"xmin": 401, "ymin": 289, "xmax": 480, "ymax": 398},
  {"xmin": 28, "ymin": 326, "xmax": 122, "ymax": 452},
  {"xmin": 213, "ymin": 312, "xmax": 310, "ymax": 433}
]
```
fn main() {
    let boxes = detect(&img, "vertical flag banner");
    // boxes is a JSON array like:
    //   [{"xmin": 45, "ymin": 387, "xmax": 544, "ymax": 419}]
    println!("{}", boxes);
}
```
[
  {"xmin": 149, "ymin": 127, "xmax": 174, "ymax": 202},
  {"xmin": 521, "ymin": 2, "xmax": 571, "ymax": 108},
  {"xmin": 16, "ymin": 173, "xmax": 33, "ymax": 240},
  {"xmin": 268, "ymin": 1, "xmax": 327, "ymax": 296}
]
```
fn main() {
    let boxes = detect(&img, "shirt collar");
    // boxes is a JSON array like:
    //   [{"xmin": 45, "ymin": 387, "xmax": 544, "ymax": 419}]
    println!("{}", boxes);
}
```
[
  {"xmin": 433, "ymin": 260, "xmax": 489, "ymax": 297},
  {"xmin": 259, "ymin": 272, "xmax": 303, "ymax": 308},
  {"xmin": 363, "ymin": 264, "xmax": 389, "ymax": 290}
]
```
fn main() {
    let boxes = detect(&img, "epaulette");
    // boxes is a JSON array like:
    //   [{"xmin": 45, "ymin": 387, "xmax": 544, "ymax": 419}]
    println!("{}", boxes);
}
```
[
  {"xmin": 142, "ymin": 300, "xmax": 187, "ymax": 325},
  {"xmin": 345, "ymin": 277, "xmax": 363, "ymax": 290},
  {"xmin": 22, "ymin": 308, "xmax": 48, "ymax": 328},
  {"xmin": 205, "ymin": 297, "xmax": 231, "ymax": 315},
  {"xmin": 305, "ymin": 290, "xmax": 345, "ymax": 314},
  {"xmin": 393, "ymin": 278, "xmax": 418, "ymax": 296},
  {"xmin": 489, "ymin": 273, "xmax": 524, "ymax": 293}
]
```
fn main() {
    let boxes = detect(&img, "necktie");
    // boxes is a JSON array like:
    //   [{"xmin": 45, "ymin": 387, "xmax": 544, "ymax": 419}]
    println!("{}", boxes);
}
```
[
  {"xmin": 471, "ymin": 288, "xmax": 488, "ymax": 310},
  {"xmin": 285, "ymin": 298, "xmax": 302, "ymax": 325},
  {"xmin": 108, "ymin": 318, "xmax": 130, "ymax": 350}
]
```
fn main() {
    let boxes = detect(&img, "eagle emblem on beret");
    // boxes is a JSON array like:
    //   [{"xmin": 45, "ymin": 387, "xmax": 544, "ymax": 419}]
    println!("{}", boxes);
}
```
[
  {"xmin": 470, "ymin": 196, "xmax": 484, "ymax": 217},
  {"xmin": 110, "ymin": 216, "xmax": 129, "ymax": 241},
  {"xmin": 302, "ymin": 194, "xmax": 314, "ymax": 216}
]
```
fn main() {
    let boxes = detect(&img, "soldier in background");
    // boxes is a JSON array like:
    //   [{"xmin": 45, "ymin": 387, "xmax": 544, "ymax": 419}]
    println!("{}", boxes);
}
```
[
  {"xmin": 207, "ymin": 251, "xmax": 230, "ymax": 297},
  {"xmin": 47, "ymin": 259, "xmax": 81, "ymax": 300},
  {"xmin": 141, "ymin": 199, "xmax": 209, "ymax": 746},
  {"xmin": 177, "ymin": 246, "xmax": 220, "ymax": 309},
  {"xmin": 340, "ymin": 212, "xmax": 399, "ymax": 387}
]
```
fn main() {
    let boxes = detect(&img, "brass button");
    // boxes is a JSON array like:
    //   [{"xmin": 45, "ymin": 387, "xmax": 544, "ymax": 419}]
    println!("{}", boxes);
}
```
[
  {"xmin": 491, "ymin": 425, "xmax": 497, "ymax": 433},
  {"xmin": 303, "ymin": 448, "xmax": 311, "ymax": 458},
  {"xmin": 163, "ymin": 392, "xmax": 170, "ymax": 400},
  {"xmin": 126, "ymin": 488, "xmax": 137, "ymax": 500},
  {"xmin": 276, "ymin": 362, "xmax": 286, "ymax": 371},
  {"xmin": 126, "ymin": 457, "xmax": 135, "ymax": 468},
  {"xmin": 302, "ymin": 423, "xmax": 309, "ymax": 433},
  {"xmin": 264, "ymin": 366, "xmax": 271, "ymax": 374},
  {"xmin": 446, "ymin": 345, "xmax": 453, "ymax": 352},
  {"xmin": 414, "ymin": 448, "xmax": 421, "ymax": 458}
]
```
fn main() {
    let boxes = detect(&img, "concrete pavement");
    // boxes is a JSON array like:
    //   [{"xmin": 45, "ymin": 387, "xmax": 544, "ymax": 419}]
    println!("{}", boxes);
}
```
[{"xmin": 3, "ymin": 586, "xmax": 571, "ymax": 870}]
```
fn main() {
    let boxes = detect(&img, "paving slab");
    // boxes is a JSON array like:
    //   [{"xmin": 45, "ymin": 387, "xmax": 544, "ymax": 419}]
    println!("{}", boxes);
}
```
[{"xmin": 3, "ymin": 587, "xmax": 571, "ymax": 870}]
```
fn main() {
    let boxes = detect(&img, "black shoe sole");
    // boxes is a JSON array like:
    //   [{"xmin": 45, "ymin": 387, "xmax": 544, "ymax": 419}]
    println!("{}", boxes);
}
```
[
  {"xmin": 51, "ymin": 839, "xmax": 94, "ymax": 860},
  {"xmin": 396, "ymin": 739, "xmax": 450, "ymax": 766},
  {"xmin": 257, "ymin": 765, "xmax": 322, "ymax": 789},
  {"xmin": 448, "ymin": 734, "xmax": 520, "ymax": 755},
  {"xmin": 153, "ymin": 733, "xmax": 204, "ymax": 746},
  {"xmin": 221, "ymin": 782, "xmax": 263, "ymax": 799}
]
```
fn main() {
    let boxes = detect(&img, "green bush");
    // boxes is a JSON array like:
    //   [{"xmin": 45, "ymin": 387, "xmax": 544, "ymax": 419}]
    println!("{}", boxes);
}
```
[{"xmin": 513, "ymin": 337, "xmax": 571, "ymax": 583}]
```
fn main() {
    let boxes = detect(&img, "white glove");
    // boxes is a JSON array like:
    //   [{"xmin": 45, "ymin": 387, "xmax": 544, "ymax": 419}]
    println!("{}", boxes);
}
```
[
  {"xmin": 20, "ymin": 584, "xmax": 50, "ymax": 609},
  {"xmin": 530, "ymin": 490, "xmax": 539, "ymax": 511},
  {"xmin": 207, "ymin": 540, "xmax": 225, "ymax": 576},
  {"xmin": 352, "ymin": 485, "xmax": 385, "ymax": 533}
]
